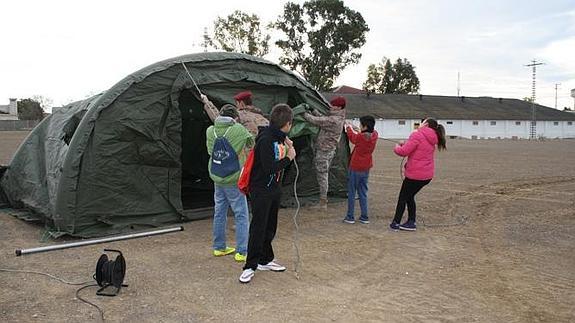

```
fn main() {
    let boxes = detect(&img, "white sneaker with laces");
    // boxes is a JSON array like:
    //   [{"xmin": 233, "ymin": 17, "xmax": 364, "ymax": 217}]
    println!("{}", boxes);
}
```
[
  {"xmin": 239, "ymin": 268, "xmax": 255, "ymax": 283},
  {"xmin": 257, "ymin": 261, "xmax": 286, "ymax": 272}
]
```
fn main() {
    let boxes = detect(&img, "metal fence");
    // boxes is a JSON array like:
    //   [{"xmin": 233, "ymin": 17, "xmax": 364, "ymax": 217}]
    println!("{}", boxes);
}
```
[{"xmin": 0, "ymin": 120, "xmax": 40, "ymax": 131}]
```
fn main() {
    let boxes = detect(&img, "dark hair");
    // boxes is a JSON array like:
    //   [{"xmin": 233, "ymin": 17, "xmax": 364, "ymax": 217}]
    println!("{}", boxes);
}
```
[
  {"xmin": 425, "ymin": 118, "xmax": 447, "ymax": 151},
  {"xmin": 270, "ymin": 104, "xmax": 293, "ymax": 129},
  {"xmin": 220, "ymin": 104, "xmax": 239, "ymax": 119},
  {"xmin": 238, "ymin": 97, "xmax": 252, "ymax": 105},
  {"xmin": 359, "ymin": 115, "xmax": 375, "ymax": 132}
]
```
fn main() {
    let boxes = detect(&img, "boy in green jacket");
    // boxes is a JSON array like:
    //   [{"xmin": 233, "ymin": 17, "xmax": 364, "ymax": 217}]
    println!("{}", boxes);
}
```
[{"xmin": 206, "ymin": 105, "xmax": 254, "ymax": 262}]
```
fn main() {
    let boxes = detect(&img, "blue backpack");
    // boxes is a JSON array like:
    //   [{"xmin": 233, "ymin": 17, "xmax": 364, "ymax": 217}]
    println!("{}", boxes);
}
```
[{"xmin": 210, "ymin": 127, "xmax": 240, "ymax": 178}]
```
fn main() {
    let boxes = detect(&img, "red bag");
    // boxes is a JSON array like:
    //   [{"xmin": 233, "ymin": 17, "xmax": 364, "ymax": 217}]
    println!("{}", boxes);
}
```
[{"xmin": 238, "ymin": 149, "xmax": 255, "ymax": 195}]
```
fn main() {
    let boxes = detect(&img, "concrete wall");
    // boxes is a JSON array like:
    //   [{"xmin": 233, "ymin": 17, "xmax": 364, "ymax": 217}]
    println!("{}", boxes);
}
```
[{"xmin": 0, "ymin": 120, "xmax": 40, "ymax": 131}]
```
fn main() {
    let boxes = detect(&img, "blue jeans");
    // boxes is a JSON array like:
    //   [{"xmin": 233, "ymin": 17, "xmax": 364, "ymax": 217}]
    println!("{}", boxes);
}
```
[
  {"xmin": 213, "ymin": 185, "xmax": 249, "ymax": 255},
  {"xmin": 346, "ymin": 170, "xmax": 369, "ymax": 220}
]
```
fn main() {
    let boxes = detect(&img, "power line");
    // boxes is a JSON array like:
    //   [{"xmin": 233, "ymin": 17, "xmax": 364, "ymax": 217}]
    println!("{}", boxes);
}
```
[{"xmin": 524, "ymin": 59, "xmax": 544, "ymax": 139}]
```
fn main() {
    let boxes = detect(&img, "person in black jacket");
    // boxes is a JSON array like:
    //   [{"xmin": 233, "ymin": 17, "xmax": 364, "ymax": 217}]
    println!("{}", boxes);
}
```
[{"xmin": 239, "ymin": 104, "xmax": 296, "ymax": 284}]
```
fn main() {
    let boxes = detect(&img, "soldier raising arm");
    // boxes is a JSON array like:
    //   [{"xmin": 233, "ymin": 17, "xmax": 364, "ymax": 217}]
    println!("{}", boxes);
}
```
[{"xmin": 302, "ymin": 96, "xmax": 347, "ymax": 210}]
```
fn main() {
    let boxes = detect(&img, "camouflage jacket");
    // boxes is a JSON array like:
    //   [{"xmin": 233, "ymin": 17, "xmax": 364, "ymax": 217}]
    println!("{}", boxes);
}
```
[
  {"xmin": 239, "ymin": 105, "xmax": 269, "ymax": 136},
  {"xmin": 303, "ymin": 109, "xmax": 346, "ymax": 151}
]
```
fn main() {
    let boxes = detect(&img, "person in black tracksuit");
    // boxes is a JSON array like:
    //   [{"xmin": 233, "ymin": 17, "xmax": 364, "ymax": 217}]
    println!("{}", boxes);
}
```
[{"xmin": 239, "ymin": 104, "xmax": 296, "ymax": 283}]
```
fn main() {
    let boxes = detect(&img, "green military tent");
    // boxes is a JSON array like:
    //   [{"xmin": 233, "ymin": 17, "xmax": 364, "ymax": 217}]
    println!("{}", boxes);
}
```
[{"xmin": 0, "ymin": 52, "xmax": 349, "ymax": 237}]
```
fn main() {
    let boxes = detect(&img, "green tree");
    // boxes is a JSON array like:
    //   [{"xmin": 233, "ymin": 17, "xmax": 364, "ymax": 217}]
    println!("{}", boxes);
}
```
[
  {"xmin": 17, "ymin": 98, "xmax": 45, "ymax": 120},
  {"xmin": 389, "ymin": 58, "xmax": 420, "ymax": 94},
  {"xmin": 363, "ymin": 57, "xmax": 420, "ymax": 94},
  {"xmin": 363, "ymin": 63, "xmax": 382, "ymax": 93},
  {"xmin": 274, "ymin": 0, "xmax": 369, "ymax": 91},
  {"xmin": 208, "ymin": 10, "xmax": 270, "ymax": 57},
  {"xmin": 31, "ymin": 95, "xmax": 53, "ymax": 111}
]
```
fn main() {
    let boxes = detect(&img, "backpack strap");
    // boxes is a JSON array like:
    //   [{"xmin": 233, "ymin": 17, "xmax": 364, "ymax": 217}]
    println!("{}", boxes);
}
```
[{"xmin": 213, "ymin": 126, "xmax": 233, "ymax": 139}]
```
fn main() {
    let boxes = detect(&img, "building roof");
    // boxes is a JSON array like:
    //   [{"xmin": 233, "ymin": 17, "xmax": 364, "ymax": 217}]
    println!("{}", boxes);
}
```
[
  {"xmin": 330, "ymin": 85, "xmax": 366, "ymax": 94},
  {"xmin": 322, "ymin": 93, "xmax": 575, "ymax": 121}
]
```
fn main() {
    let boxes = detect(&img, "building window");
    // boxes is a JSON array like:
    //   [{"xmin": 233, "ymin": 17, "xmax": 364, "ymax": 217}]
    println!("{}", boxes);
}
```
[
  {"xmin": 568, "ymin": 122, "xmax": 573, "ymax": 126},
  {"xmin": 472, "ymin": 121, "xmax": 479, "ymax": 126},
  {"xmin": 554, "ymin": 122, "xmax": 559, "ymax": 126},
  {"xmin": 446, "ymin": 121, "xmax": 453, "ymax": 125},
  {"xmin": 398, "ymin": 120, "xmax": 406, "ymax": 125},
  {"xmin": 515, "ymin": 121, "xmax": 521, "ymax": 126},
  {"xmin": 490, "ymin": 121, "xmax": 497, "ymax": 126}
]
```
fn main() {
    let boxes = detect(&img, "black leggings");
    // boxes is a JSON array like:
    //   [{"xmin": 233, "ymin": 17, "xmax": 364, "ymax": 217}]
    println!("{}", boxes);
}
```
[{"xmin": 393, "ymin": 177, "xmax": 431, "ymax": 224}]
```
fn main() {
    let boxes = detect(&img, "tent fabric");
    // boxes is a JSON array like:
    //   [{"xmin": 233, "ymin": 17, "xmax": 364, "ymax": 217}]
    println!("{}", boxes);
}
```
[{"xmin": 0, "ymin": 52, "xmax": 349, "ymax": 238}]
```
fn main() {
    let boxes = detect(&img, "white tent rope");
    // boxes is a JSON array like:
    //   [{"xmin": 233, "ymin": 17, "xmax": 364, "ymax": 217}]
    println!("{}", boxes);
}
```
[{"xmin": 180, "ymin": 62, "xmax": 203, "ymax": 95}]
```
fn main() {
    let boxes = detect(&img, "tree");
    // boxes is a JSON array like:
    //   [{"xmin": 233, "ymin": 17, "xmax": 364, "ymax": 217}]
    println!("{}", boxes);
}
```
[
  {"xmin": 274, "ymin": 0, "xmax": 369, "ymax": 91},
  {"xmin": 208, "ymin": 10, "xmax": 270, "ymax": 57},
  {"xmin": 17, "ymin": 98, "xmax": 45, "ymax": 120},
  {"xmin": 523, "ymin": 97, "xmax": 534, "ymax": 103},
  {"xmin": 363, "ymin": 63, "xmax": 383, "ymax": 93},
  {"xmin": 363, "ymin": 57, "xmax": 420, "ymax": 94},
  {"xmin": 31, "ymin": 95, "xmax": 53, "ymax": 112}
]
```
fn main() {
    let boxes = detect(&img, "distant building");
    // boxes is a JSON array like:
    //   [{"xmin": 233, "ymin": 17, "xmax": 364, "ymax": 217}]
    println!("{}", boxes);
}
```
[
  {"xmin": 323, "ymin": 92, "xmax": 575, "ymax": 139},
  {"xmin": 0, "ymin": 98, "xmax": 18, "ymax": 121},
  {"xmin": 330, "ymin": 85, "xmax": 367, "ymax": 95}
]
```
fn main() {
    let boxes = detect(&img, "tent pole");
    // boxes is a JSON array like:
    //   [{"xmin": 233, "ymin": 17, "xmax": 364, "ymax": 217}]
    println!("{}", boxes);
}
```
[{"xmin": 15, "ymin": 226, "xmax": 184, "ymax": 256}]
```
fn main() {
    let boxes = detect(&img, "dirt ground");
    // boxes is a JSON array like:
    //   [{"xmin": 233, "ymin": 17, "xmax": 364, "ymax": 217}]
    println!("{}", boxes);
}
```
[{"xmin": 1, "ymin": 131, "xmax": 574, "ymax": 322}]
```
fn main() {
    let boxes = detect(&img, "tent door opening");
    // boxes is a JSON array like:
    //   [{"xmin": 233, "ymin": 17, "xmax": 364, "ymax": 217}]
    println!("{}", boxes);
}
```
[{"xmin": 179, "ymin": 90, "xmax": 214, "ymax": 210}]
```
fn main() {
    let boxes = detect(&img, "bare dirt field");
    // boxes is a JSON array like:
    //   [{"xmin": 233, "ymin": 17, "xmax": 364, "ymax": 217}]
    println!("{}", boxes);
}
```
[{"xmin": 1, "ymin": 132, "xmax": 574, "ymax": 322}]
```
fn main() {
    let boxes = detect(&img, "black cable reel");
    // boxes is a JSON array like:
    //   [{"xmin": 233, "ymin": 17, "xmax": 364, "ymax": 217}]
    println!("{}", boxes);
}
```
[{"xmin": 94, "ymin": 249, "xmax": 128, "ymax": 296}]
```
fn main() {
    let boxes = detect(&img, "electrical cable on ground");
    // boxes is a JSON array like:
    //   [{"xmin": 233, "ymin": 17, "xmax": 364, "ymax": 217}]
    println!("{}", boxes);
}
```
[
  {"xmin": 76, "ymin": 284, "xmax": 105, "ymax": 322},
  {"xmin": 292, "ymin": 158, "xmax": 301, "ymax": 279},
  {"xmin": 0, "ymin": 268, "xmax": 92, "ymax": 285},
  {"xmin": 0, "ymin": 269, "xmax": 105, "ymax": 322}
]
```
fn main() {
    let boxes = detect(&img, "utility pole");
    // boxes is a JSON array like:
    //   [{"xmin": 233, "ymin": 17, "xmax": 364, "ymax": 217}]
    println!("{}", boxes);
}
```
[
  {"xmin": 457, "ymin": 71, "xmax": 461, "ymax": 97},
  {"xmin": 191, "ymin": 27, "xmax": 210, "ymax": 52},
  {"xmin": 525, "ymin": 60, "xmax": 544, "ymax": 139},
  {"xmin": 202, "ymin": 27, "xmax": 209, "ymax": 52},
  {"xmin": 554, "ymin": 83, "xmax": 561, "ymax": 109}
]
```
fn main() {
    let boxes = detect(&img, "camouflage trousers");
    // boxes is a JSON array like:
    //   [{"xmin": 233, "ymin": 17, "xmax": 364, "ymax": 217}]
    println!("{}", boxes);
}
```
[{"xmin": 314, "ymin": 149, "xmax": 337, "ymax": 200}]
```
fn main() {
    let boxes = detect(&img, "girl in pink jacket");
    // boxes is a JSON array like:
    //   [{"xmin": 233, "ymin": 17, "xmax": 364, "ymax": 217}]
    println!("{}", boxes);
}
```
[{"xmin": 390, "ymin": 118, "xmax": 446, "ymax": 231}]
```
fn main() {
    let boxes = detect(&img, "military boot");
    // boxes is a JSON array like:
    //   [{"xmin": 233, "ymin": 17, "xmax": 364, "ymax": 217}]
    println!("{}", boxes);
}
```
[{"xmin": 311, "ymin": 198, "xmax": 328, "ymax": 210}]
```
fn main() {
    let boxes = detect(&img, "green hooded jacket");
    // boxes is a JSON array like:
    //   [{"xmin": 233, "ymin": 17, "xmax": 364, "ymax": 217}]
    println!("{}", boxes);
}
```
[{"xmin": 206, "ymin": 116, "xmax": 254, "ymax": 186}]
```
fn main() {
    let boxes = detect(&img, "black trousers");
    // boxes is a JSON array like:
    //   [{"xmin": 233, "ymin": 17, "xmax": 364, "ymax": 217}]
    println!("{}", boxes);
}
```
[
  {"xmin": 393, "ymin": 178, "xmax": 431, "ymax": 224},
  {"xmin": 244, "ymin": 190, "xmax": 281, "ymax": 271}
]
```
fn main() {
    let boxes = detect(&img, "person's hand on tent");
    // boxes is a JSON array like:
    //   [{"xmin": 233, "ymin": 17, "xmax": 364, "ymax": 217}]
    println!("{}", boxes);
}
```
[{"xmin": 200, "ymin": 94, "xmax": 210, "ymax": 105}]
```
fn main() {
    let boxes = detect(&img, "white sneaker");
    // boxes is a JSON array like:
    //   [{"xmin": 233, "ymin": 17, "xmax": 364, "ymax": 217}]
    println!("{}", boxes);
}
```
[
  {"xmin": 257, "ymin": 261, "xmax": 286, "ymax": 272},
  {"xmin": 239, "ymin": 268, "xmax": 255, "ymax": 283}
]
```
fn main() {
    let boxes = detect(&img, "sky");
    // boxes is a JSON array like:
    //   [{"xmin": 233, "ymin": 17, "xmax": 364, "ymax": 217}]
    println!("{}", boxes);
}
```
[{"xmin": 0, "ymin": 0, "xmax": 574, "ymax": 112}]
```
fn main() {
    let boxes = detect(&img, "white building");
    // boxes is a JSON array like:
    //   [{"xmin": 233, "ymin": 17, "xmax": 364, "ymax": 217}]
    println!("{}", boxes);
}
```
[
  {"xmin": 0, "ymin": 98, "xmax": 18, "ymax": 121},
  {"xmin": 324, "ymin": 93, "xmax": 575, "ymax": 139}
]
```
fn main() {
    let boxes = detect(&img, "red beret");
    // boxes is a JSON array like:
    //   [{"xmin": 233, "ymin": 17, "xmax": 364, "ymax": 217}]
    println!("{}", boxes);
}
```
[
  {"xmin": 330, "ymin": 96, "xmax": 346, "ymax": 108},
  {"xmin": 234, "ymin": 91, "xmax": 252, "ymax": 101}
]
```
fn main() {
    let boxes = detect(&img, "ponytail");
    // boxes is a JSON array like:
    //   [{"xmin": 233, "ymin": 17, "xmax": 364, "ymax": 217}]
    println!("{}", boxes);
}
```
[
  {"xmin": 435, "ymin": 124, "xmax": 447, "ymax": 151},
  {"xmin": 425, "ymin": 118, "xmax": 447, "ymax": 151}
]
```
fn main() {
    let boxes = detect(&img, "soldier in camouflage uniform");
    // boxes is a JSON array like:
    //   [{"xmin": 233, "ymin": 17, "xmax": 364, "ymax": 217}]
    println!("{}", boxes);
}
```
[
  {"xmin": 303, "ymin": 96, "xmax": 347, "ymax": 209},
  {"xmin": 234, "ymin": 91, "xmax": 269, "ymax": 137}
]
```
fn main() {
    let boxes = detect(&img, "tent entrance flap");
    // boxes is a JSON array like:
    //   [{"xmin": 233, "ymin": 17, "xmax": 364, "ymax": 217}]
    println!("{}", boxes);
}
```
[{"xmin": 179, "ymin": 90, "xmax": 214, "ymax": 210}]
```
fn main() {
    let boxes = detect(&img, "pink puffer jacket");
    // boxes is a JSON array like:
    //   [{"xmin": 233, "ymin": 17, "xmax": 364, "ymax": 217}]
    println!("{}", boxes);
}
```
[{"xmin": 393, "ymin": 126, "xmax": 438, "ymax": 180}]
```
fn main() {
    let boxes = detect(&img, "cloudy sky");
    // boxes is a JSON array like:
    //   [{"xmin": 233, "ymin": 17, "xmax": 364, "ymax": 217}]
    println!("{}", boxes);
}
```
[{"xmin": 0, "ymin": 0, "xmax": 574, "ymax": 111}]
